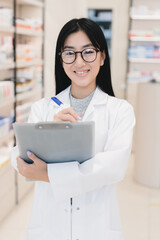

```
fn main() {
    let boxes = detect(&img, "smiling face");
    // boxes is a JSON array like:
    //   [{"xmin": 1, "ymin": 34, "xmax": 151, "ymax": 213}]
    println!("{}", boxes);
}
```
[{"xmin": 62, "ymin": 31, "xmax": 105, "ymax": 98}]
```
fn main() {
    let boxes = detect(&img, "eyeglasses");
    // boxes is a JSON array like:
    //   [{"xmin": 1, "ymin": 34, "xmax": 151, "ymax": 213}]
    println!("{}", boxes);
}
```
[{"xmin": 59, "ymin": 48, "xmax": 100, "ymax": 64}]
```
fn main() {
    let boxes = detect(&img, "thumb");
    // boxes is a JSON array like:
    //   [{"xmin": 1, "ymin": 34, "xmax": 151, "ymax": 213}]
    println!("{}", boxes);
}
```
[{"xmin": 27, "ymin": 151, "xmax": 41, "ymax": 164}]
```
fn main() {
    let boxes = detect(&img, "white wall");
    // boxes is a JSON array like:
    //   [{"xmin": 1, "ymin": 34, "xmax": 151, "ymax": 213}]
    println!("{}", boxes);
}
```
[
  {"xmin": 87, "ymin": 0, "xmax": 130, "ymax": 98},
  {"xmin": 44, "ymin": 0, "xmax": 87, "ymax": 98}
]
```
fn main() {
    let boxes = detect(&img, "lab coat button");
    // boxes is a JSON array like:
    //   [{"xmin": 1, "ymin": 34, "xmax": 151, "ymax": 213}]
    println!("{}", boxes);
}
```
[{"xmin": 76, "ymin": 207, "xmax": 80, "ymax": 210}]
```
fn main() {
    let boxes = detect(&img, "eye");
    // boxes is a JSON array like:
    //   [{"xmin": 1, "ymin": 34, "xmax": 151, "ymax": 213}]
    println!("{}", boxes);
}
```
[
  {"xmin": 83, "ymin": 49, "xmax": 95, "ymax": 55},
  {"xmin": 63, "ymin": 51, "xmax": 75, "ymax": 56}
]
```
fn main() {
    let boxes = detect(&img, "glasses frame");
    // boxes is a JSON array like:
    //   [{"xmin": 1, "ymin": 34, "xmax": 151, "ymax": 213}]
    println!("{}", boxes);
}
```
[{"xmin": 58, "ymin": 48, "xmax": 100, "ymax": 64}]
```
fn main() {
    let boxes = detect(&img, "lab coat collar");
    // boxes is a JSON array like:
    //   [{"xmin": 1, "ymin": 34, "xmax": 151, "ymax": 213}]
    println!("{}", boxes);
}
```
[
  {"xmin": 56, "ymin": 85, "xmax": 108, "ymax": 106},
  {"xmin": 52, "ymin": 86, "xmax": 109, "ymax": 120}
]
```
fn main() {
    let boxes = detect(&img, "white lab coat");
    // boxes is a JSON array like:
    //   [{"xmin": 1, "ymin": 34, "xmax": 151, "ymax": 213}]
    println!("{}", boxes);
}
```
[{"xmin": 11, "ymin": 86, "xmax": 135, "ymax": 240}]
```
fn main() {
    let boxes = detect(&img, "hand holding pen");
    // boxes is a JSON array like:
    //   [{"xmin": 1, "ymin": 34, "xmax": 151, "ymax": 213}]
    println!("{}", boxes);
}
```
[{"xmin": 51, "ymin": 97, "xmax": 82, "ymax": 122}]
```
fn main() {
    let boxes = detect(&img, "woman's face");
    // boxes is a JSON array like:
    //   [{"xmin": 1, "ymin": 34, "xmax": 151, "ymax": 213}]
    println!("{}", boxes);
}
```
[{"xmin": 62, "ymin": 31, "xmax": 105, "ymax": 97}]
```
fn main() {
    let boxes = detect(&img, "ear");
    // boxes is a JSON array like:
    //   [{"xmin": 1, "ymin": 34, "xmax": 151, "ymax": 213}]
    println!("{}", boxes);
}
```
[{"xmin": 100, "ymin": 51, "xmax": 106, "ymax": 66}]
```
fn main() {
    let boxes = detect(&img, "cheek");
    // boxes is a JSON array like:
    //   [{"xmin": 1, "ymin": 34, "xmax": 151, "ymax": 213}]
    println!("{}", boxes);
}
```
[
  {"xmin": 92, "ymin": 62, "xmax": 101, "ymax": 76},
  {"xmin": 62, "ymin": 64, "xmax": 70, "ymax": 76}
]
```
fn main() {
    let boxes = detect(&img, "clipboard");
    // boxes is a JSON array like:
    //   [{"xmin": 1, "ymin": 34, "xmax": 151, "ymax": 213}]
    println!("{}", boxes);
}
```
[{"xmin": 13, "ymin": 121, "xmax": 95, "ymax": 164}]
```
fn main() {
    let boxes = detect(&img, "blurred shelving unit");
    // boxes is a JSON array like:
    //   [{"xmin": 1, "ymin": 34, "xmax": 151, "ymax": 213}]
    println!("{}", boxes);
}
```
[
  {"xmin": 0, "ymin": 0, "xmax": 15, "ymax": 223},
  {"xmin": 126, "ymin": 0, "xmax": 160, "ymax": 187},
  {"xmin": 0, "ymin": 62, "xmax": 15, "ymax": 70},
  {"xmin": 126, "ymin": 0, "xmax": 160, "ymax": 112},
  {"xmin": 0, "ymin": 0, "xmax": 45, "ymax": 223}
]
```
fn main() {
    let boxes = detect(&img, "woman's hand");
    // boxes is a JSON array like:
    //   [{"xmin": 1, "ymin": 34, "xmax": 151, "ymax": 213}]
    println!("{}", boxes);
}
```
[
  {"xmin": 54, "ymin": 107, "xmax": 81, "ymax": 122},
  {"xmin": 17, "ymin": 151, "xmax": 49, "ymax": 182}
]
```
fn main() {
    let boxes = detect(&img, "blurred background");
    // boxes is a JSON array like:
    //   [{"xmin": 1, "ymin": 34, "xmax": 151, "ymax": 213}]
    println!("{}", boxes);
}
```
[{"xmin": 0, "ymin": 0, "xmax": 160, "ymax": 239}]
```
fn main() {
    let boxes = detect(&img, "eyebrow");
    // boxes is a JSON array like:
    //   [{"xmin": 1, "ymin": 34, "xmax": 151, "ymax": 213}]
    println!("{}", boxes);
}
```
[{"xmin": 63, "ymin": 43, "xmax": 93, "ymax": 50}]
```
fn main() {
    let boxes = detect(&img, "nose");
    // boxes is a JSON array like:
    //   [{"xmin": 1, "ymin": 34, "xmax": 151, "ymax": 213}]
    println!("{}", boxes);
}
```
[{"xmin": 74, "ymin": 52, "xmax": 85, "ymax": 67}]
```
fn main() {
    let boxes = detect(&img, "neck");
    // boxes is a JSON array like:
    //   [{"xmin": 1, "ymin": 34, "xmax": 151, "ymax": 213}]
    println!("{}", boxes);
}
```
[{"xmin": 70, "ymin": 85, "xmax": 96, "ymax": 99}]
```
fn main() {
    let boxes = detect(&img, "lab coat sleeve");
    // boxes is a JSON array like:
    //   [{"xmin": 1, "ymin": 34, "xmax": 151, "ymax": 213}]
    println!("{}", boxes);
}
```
[{"xmin": 47, "ymin": 102, "xmax": 136, "ymax": 201}]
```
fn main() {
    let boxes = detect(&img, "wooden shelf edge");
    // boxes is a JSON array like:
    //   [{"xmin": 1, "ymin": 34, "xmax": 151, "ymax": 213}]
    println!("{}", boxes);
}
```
[
  {"xmin": 0, "ymin": 25, "xmax": 14, "ymax": 33},
  {"xmin": 130, "ymin": 14, "xmax": 160, "ymax": 20},
  {"xmin": 16, "ymin": 28, "xmax": 43, "ymax": 37},
  {"xmin": 0, "ymin": 63, "xmax": 15, "ymax": 70},
  {"xmin": 16, "ymin": 59, "xmax": 43, "ymax": 68},
  {"xmin": 16, "ymin": 87, "xmax": 43, "ymax": 102},
  {"xmin": 129, "ymin": 37, "xmax": 160, "ymax": 42},
  {"xmin": 128, "ymin": 58, "xmax": 160, "ymax": 63},
  {"xmin": 17, "ymin": 0, "xmax": 44, "ymax": 8},
  {"xmin": 0, "ymin": 98, "xmax": 15, "ymax": 108},
  {"xmin": 0, "ymin": 60, "xmax": 43, "ymax": 70}
]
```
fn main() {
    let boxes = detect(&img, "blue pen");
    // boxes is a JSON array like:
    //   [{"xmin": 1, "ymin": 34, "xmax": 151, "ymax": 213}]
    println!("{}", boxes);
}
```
[
  {"xmin": 51, "ymin": 96, "xmax": 82, "ymax": 121},
  {"xmin": 51, "ymin": 97, "xmax": 65, "ymax": 110}
]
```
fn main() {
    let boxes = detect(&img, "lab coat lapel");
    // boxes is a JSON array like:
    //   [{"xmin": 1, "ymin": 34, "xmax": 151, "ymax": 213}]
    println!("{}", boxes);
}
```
[
  {"xmin": 57, "ymin": 86, "xmax": 71, "ymax": 106},
  {"xmin": 82, "ymin": 104, "xmax": 95, "ymax": 121},
  {"xmin": 83, "ymin": 87, "xmax": 108, "ymax": 121}
]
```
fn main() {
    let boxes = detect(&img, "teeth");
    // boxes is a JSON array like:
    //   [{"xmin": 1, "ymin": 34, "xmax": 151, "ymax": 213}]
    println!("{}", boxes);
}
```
[{"xmin": 75, "ymin": 70, "xmax": 89, "ymax": 74}]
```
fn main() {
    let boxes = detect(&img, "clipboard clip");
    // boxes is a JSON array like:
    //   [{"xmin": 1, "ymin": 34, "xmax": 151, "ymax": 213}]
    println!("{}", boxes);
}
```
[{"xmin": 35, "ymin": 122, "xmax": 73, "ymax": 130}]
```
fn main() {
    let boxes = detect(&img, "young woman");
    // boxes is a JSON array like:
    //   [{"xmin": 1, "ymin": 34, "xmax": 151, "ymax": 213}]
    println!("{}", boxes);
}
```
[{"xmin": 11, "ymin": 18, "xmax": 135, "ymax": 240}]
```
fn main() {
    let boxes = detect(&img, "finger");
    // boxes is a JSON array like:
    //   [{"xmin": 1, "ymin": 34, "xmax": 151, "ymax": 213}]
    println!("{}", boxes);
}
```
[
  {"xmin": 16, "ymin": 156, "xmax": 29, "ymax": 175},
  {"xmin": 27, "ymin": 151, "xmax": 42, "ymax": 164},
  {"xmin": 17, "ymin": 156, "xmax": 27, "ymax": 166},
  {"xmin": 54, "ymin": 112, "xmax": 77, "ymax": 122},
  {"xmin": 61, "ymin": 107, "xmax": 81, "ymax": 120},
  {"xmin": 59, "ymin": 113, "xmax": 77, "ymax": 122}
]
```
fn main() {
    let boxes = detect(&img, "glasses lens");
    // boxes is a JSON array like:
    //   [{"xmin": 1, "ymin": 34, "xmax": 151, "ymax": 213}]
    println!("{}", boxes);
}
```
[
  {"xmin": 61, "ymin": 51, "xmax": 75, "ymax": 64},
  {"xmin": 82, "ymin": 49, "xmax": 97, "ymax": 62}
]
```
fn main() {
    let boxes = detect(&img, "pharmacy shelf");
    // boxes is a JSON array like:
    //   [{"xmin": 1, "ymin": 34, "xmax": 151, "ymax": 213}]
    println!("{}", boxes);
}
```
[
  {"xmin": 129, "ymin": 58, "xmax": 160, "ymax": 64},
  {"xmin": 16, "ymin": 59, "xmax": 43, "ymax": 68},
  {"xmin": 130, "ymin": 14, "xmax": 160, "ymax": 20},
  {"xmin": 17, "ymin": 27, "xmax": 43, "ymax": 36},
  {"xmin": 0, "ymin": 25, "xmax": 14, "ymax": 33},
  {"xmin": 16, "ymin": 87, "xmax": 43, "ymax": 102},
  {"xmin": 129, "ymin": 36, "xmax": 160, "ymax": 42},
  {"xmin": 0, "ymin": 131, "xmax": 14, "ymax": 147},
  {"xmin": 0, "ymin": 62, "xmax": 15, "ymax": 70},
  {"xmin": 0, "ymin": 98, "xmax": 15, "ymax": 108},
  {"xmin": 17, "ymin": 0, "xmax": 44, "ymax": 8},
  {"xmin": 0, "ymin": 0, "xmax": 45, "ymax": 222}
]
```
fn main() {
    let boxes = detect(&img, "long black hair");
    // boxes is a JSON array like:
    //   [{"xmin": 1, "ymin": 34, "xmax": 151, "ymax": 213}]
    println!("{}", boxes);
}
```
[{"xmin": 55, "ymin": 18, "xmax": 115, "ymax": 96}]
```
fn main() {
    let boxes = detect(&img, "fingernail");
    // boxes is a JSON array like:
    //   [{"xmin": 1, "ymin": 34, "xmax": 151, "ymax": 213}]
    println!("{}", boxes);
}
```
[
  {"xmin": 77, "ymin": 116, "xmax": 82, "ymax": 121},
  {"xmin": 27, "ymin": 151, "xmax": 32, "ymax": 156}
]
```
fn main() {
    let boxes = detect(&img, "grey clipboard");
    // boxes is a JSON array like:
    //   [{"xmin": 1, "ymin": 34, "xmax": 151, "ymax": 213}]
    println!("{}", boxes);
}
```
[{"xmin": 13, "ymin": 121, "xmax": 95, "ymax": 164}]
